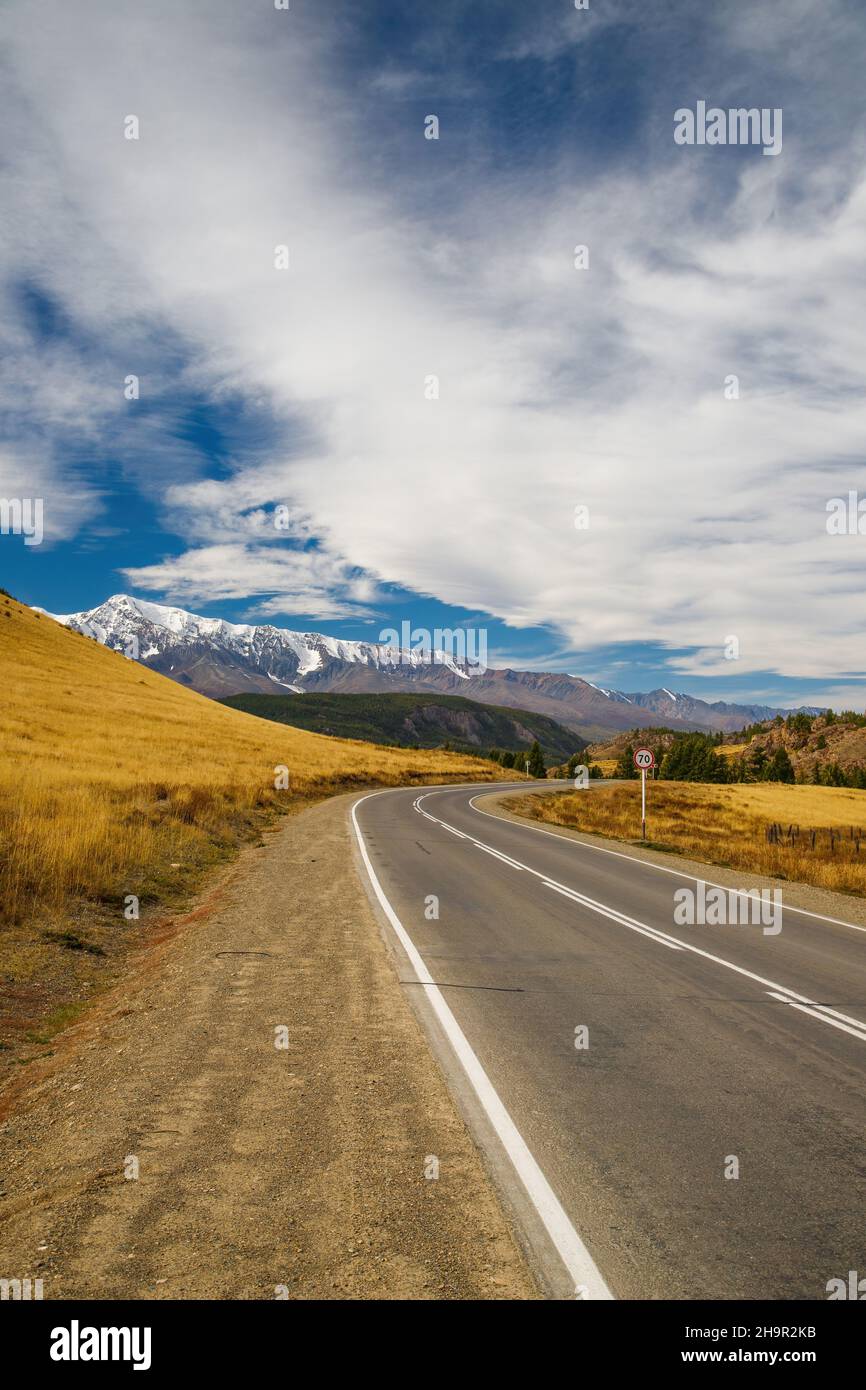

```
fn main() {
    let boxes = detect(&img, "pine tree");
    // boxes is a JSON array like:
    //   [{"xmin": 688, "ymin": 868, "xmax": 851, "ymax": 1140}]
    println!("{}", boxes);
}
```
[
  {"xmin": 660, "ymin": 733, "xmax": 729, "ymax": 783},
  {"xmin": 526, "ymin": 740, "xmax": 546, "ymax": 778},
  {"xmin": 766, "ymin": 747, "xmax": 795, "ymax": 783},
  {"xmin": 617, "ymin": 743, "xmax": 637, "ymax": 779}
]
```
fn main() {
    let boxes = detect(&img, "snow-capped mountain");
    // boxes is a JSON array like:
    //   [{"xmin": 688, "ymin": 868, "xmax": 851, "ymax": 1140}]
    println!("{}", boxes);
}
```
[
  {"xmin": 39, "ymin": 594, "xmax": 824, "ymax": 738},
  {"xmin": 41, "ymin": 594, "xmax": 472, "ymax": 699},
  {"xmin": 581, "ymin": 683, "xmax": 823, "ymax": 728}
]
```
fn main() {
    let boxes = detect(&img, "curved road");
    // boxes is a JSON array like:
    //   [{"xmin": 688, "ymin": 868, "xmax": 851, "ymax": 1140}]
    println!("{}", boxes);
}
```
[{"xmin": 352, "ymin": 781, "xmax": 866, "ymax": 1301}]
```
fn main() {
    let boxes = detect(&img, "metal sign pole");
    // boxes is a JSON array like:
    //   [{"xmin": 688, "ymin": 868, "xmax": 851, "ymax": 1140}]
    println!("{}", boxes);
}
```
[
  {"xmin": 633, "ymin": 747, "xmax": 654, "ymax": 839},
  {"xmin": 641, "ymin": 767, "xmax": 646, "ymax": 840}
]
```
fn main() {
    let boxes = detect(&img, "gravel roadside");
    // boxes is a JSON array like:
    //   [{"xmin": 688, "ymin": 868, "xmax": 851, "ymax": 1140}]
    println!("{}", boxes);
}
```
[{"xmin": 0, "ymin": 792, "xmax": 536, "ymax": 1300}]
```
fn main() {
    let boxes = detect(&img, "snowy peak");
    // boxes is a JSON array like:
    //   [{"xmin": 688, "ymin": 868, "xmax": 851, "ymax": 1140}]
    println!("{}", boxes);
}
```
[
  {"xmin": 38, "ymin": 594, "xmax": 824, "ymax": 736},
  {"xmin": 41, "ymin": 593, "xmax": 473, "ymax": 698}
]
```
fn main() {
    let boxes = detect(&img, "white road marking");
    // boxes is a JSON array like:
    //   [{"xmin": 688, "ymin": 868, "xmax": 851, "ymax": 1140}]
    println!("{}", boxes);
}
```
[
  {"xmin": 351, "ymin": 790, "xmax": 614, "ymax": 1301},
  {"xmin": 544, "ymin": 882, "xmax": 684, "ymax": 950},
  {"xmin": 814, "ymin": 1002, "xmax": 866, "ymax": 1030},
  {"xmin": 477, "ymin": 843, "xmax": 525, "ymax": 870},
  {"xmin": 467, "ymin": 787, "xmax": 866, "ymax": 936},
  {"xmin": 417, "ymin": 789, "xmax": 866, "ymax": 1046},
  {"xmin": 766, "ymin": 992, "xmax": 866, "ymax": 1044}
]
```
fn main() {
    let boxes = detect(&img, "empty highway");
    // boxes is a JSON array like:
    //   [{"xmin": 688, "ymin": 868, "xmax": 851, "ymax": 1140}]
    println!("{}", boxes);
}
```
[{"xmin": 352, "ymin": 781, "xmax": 866, "ymax": 1300}]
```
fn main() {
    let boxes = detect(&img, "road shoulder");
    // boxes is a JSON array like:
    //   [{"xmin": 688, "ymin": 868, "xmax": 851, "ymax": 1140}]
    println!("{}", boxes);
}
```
[{"xmin": 0, "ymin": 791, "xmax": 536, "ymax": 1300}]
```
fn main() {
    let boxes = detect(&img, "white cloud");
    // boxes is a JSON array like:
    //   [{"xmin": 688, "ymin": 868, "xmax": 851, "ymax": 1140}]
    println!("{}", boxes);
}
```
[
  {"xmin": 121, "ymin": 543, "xmax": 384, "ymax": 622},
  {"xmin": 0, "ymin": 446, "xmax": 102, "ymax": 543},
  {"xmin": 2, "ymin": 1, "xmax": 865, "ymax": 683}
]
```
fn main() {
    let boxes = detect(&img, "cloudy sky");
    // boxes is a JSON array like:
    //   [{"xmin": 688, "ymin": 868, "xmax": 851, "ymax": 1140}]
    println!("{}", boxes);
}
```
[{"xmin": 1, "ymin": 0, "xmax": 865, "ymax": 706}]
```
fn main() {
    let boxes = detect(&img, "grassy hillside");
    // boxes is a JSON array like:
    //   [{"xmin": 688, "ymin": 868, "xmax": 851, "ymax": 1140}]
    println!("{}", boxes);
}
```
[
  {"xmin": 0, "ymin": 594, "xmax": 507, "ymax": 1061},
  {"xmin": 506, "ymin": 782, "xmax": 866, "ymax": 896},
  {"xmin": 220, "ymin": 690, "xmax": 586, "ymax": 761}
]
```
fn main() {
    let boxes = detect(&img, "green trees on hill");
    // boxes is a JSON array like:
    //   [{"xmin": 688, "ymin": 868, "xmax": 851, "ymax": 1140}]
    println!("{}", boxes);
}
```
[
  {"xmin": 526, "ymin": 740, "xmax": 546, "ymax": 778},
  {"xmin": 811, "ymin": 761, "xmax": 866, "ymax": 788},
  {"xmin": 610, "ymin": 732, "xmax": 801, "ymax": 785},
  {"xmin": 785, "ymin": 712, "xmax": 813, "ymax": 735},
  {"xmin": 660, "ymin": 734, "xmax": 730, "ymax": 783},
  {"xmin": 617, "ymin": 742, "xmax": 665, "ymax": 779},
  {"xmin": 489, "ymin": 740, "xmax": 548, "ymax": 776},
  {"xmin": 617, "ymin": 744, "xmax": 639, "ymax": 779},
  {"xmin": 765, "ymin": 748, "xmax": 795, "ymax": 783},
  {"xmin": 222, "ymin": 691, "xmax": 582, "ymax": 763},
  {"xmin": 605, "ymin": 708, "xmax": 866, "ymax": 788},
  {"xmin": 658, "ymin": 735, "xmax": 796, "ymax": 784}
]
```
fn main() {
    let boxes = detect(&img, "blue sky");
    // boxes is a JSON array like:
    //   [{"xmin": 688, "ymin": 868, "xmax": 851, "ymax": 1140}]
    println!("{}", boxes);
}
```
[{"xmin": 2, "ymin": 0, "xmax": 865, "ymax": 706}]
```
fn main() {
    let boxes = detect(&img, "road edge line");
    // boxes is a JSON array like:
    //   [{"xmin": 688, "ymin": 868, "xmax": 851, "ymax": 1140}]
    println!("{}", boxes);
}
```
[{"xmin": 350, "ymin": 789, "xmax": 614, "ymax": 1302}]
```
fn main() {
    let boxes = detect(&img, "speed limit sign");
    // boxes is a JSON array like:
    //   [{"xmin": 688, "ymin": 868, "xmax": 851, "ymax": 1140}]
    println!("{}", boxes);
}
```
[{"xmin": 633, "ymin": 748, "xmax": 654, "ymax": 841}]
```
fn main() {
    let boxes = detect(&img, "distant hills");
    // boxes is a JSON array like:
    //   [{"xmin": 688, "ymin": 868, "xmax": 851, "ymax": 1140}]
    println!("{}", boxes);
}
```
[
  {"xmin": 221, "ymin": 691, "xmax": 586, "ymax": 762},
  {"xmin": 730, "ymin": 711, "xmax": 866, "ymax": 784},
  {"xmin": 40, "ymin": 594, "xmax": 826, "ymax": 741},
  {"xmin": 588, "ymin": 711, "xmax": 866, "ymax": 788}
]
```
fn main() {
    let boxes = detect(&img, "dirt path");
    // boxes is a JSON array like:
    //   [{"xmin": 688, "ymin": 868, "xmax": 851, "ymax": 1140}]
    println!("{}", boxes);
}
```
[{"xmin": 0, "ymin": 793, "xmax": 536, "ymax": 1300}]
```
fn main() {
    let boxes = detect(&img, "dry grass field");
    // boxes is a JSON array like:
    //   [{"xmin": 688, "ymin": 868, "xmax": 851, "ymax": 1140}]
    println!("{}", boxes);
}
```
[
  {"xmin": 589, "ymin": 757, "xmax": 618, "ymax": 776},
  {"xmin": 0, "ymin": 594, "xmax": 506, "ymax": 1059},
  {"xmin": 716, "ymin": 742, "xmax": 748, "ymax": 761},
  {"xmin": 506, "ymin": 780, "xmax": 866, "ymax": 896},
  {"xmin": 0, "ymin": 594, "xmax": 503, "ymax": 924}
]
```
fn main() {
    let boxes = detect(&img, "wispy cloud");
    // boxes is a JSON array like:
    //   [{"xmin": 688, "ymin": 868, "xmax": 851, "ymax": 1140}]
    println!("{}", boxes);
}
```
[
  {"xmin": 2, "ymin": 1, "xmax": 864, "ymax": 686},
  {"xmin": 122, "ymin": 544, "xmax": 384, "ymax": 623}
]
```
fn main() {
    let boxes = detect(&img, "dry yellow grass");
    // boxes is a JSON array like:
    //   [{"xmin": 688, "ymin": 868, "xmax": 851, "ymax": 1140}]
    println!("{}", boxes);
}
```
[
  {"xmin": 0, "ymin": 594, "xmax": 506, "ymax": 927},
  {"xmin": 590, "ymin": 757, "xmax": 618, "ymax": 776},
  {"xmin": 717, "ymin": 742, "xmax": 748, "ymax": 761},
  {"xmin": 506, "ymin": 780, "xmax": 866, "ymax": 895}
]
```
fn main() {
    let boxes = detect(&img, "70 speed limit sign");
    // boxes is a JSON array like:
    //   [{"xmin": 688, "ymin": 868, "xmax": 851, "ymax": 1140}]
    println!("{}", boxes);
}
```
[{"xmin": 633, "ymin": 748, "xmax": 654, "ymax": 840}]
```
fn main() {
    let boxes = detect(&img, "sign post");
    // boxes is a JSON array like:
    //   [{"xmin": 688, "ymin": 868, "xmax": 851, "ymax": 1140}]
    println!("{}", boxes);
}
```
[{"xmin": 633, "ymin": 747, "xmax": 656, "ymax": 840}]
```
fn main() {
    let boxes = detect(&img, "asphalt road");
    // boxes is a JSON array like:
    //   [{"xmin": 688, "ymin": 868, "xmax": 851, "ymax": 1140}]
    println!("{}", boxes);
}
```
[{"xmin": 352, "ymin": 780, "xmax": 866, "ymax": 1301}]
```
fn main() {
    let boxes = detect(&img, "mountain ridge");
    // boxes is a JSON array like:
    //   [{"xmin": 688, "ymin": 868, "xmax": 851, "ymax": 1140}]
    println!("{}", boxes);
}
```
[{"xmin": 38, "ymin": 594, "xmax": 825, "ymax": 740}]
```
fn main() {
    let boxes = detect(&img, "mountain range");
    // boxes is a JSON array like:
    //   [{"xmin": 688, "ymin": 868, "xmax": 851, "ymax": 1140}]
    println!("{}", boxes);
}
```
[{"xmin": 40, "ymin": 595, "xmax": 825, "ymax": 741}]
